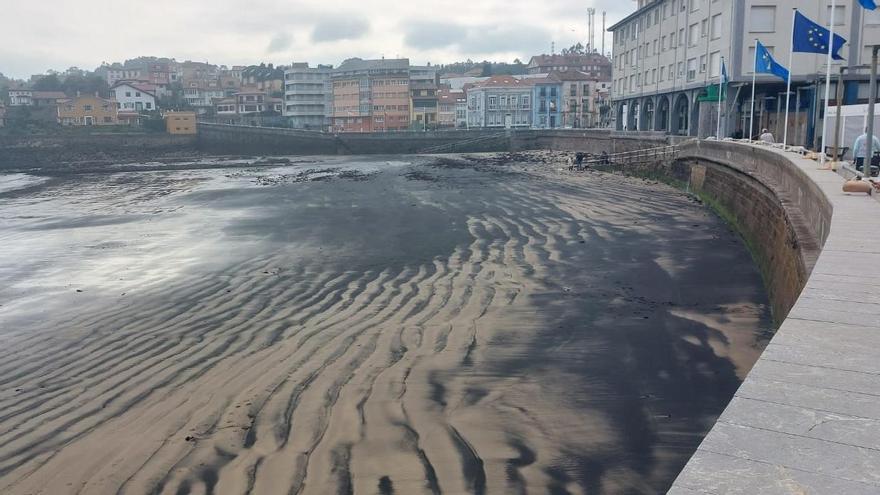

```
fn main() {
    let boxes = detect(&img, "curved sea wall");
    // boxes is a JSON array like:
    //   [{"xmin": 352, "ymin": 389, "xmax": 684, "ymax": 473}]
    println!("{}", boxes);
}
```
[
  {"xmin": 664, "ymin": 143, "xmax": 880, "ymax": 493},
  {"xmin": 672, "ymin": 140, "xmax": 831, "ymax": 321}
]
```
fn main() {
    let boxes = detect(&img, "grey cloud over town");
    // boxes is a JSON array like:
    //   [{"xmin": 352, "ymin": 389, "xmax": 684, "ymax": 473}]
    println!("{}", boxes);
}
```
[{"xmin": 0, "ymin": 0, "xmax": 625, "ymax": 78}]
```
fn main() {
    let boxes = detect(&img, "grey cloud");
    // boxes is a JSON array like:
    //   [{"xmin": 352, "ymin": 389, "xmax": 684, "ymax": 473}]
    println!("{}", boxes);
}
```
[
  {"xmin": 403, "ymin": 22, "xmax": 468, "ymax": 50},
  {"xmin": 401, "ymin": 21, "xmax": 552, "ymax": 57},
  {"xmin": 312, "ymin": 18, "xmax": 369, "ymax": 42},
  {"xmin": 267, "ymin": 33, "xmax": 292, "ymax": 53},
  {"xmin": 464, "ymin": 25, "xmax": 552, "ymax": 55}
]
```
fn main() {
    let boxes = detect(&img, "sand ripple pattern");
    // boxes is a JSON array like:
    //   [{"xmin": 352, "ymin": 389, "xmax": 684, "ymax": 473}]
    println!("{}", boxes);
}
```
[{"xmin": 0, "ymin": 163, "xmax": 770, "ymax": 494}]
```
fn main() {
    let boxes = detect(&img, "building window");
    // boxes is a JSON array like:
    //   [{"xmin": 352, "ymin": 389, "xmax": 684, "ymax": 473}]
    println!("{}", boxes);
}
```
[
  {"xmin": 688, "ymin": 23, "xmax": 699, "ymax": 46},
  {"xmin": 687, "ymin": 58, "xmax": 697, "ymax": 80},
  {"xmin": 125, "ymin": 92, "xmax": 131, "ymax": 97},
  {"xmin": 690, "ymin": 0, "xmax": 701, "ymax": 12},
  {"xmin": 709, "ymin": 51, "xmax": 721, "ymax": 77},
  {"xmin": 750, "ymin": 6, "xmax": 776, "ymax": 32},
  {"xmin": 699, "ymin": 55, "xmax": 707, "ymax": 73},
  {"xmin": 826, "ymin": 5, "xmax": 845, "ymax": 26},
  {"xmin": 104, "ymin": 116, "xmax": 112, "ymax": 123},
  {"xmin": 83, "ymin": 105, "xmax": 92, "ymax": 111},
  {"xmin": 711, "ymin": 14, "xmax": 722, "ymax": 39},
  {"xmin": 701, "ymin": 19, "xmax": 709, "ymax": 37}
]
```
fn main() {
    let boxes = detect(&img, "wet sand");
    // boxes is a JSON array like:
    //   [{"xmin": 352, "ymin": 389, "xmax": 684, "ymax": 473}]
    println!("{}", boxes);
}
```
[{"xmin": 0, "ymin": 153, "xmax": 771, "ymax": 494}]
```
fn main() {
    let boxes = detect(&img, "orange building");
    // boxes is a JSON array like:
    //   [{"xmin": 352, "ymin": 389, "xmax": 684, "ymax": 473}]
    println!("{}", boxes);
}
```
[
  {"xmin": 330, "ymin": 58, "xmax": 410, "ymax": 132},
  {"xmin": 164, "ymin": 111, "xmax": 197, "ymax": 134},
  {"xmin": 57, "ymin": 95, "xmax": 119, "ymax": 126}
]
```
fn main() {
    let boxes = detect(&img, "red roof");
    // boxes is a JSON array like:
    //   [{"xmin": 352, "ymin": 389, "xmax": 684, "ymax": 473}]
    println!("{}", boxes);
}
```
[{"xmin": 473, "ymin": 75, "xmax": 528, "ymax": 88}]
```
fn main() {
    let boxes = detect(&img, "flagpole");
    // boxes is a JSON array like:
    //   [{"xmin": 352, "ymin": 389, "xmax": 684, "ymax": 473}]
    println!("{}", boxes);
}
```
[
  {"xmin": 717, "ymin": 57, "xmax": 723, "ymax": 138},
  {"xmin": 750, "ymin": 40, "xmax": 757, "ymax": 140},
  {"xmin": 821, "ymin": 0, "xmax": 836, "ymax": 165},
  {"xmin": 784, "ymin": 9, "xmax": 796, "ymax": 149}
]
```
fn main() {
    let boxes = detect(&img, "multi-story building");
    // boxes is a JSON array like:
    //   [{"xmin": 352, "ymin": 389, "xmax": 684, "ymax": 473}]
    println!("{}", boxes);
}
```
[
  {"xmin": 0, "ymin": 103, "xmax": 6, "ymax": 127},
  {"xmin": 437, "ymin": 88, "xmax": 465, "ymax": 128},
  {"xmin": 57, "ymin": 95, "xmax": 119, "ymax": 126},
  {"xmin": 610, "ymin": 0, "xmax": 880, "ymax": 142},
  {"xmin": 466, "ymin": 75, "xmax": 533, "ymax": 128},
  {"xmin": 32, "ymin": 91, "xmax": 68, "ymax": 107},
  {"xmin": 8, "ymin": 89, "xmax": 32, "ymax": 106},
  {"xmin": 283, "ymin": 63, "xmax": 332, "ymax": 130},
  {"xmin": 331, "ymin": 58, "xmax": 410, "ymax": 132},
  {"xmin": 106, "ymin": 66, "xmax": 147, "ymax": 86},
  {"xmin": 527, "ymin": 53, "xmax": 613, "ymax": 80},
  {"xmin": 531, "ymin": 77, "xmax": 563, "ymax": 128},
  {"xmin": 553, "ymin": 70, "xmax": 593, "ymax": 128},
  {"xmin": 111, "ymin": 82, "xmax": 157, "ymax": 112},
  {"xmin": 179, "ymin": 61, "xmax": 219, "ymax": 84},
  {"xmin": 410, "ymin": 65, "xmax": 439, "ymax": 130}
]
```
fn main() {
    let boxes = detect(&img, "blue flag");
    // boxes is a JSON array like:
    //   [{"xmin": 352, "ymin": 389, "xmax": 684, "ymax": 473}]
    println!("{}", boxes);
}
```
[
  {"xmin": 755, "ymin": 41, "xmax": 789, "ymax": 81},
  {"xmin": 720, "ymin": 58, "xmax": 728, "ymax": 84},
  {"xmin": 792, "ymin": 11, "xmax": 846, "ymax": 60},
  {"xmin": 858, "ymin": 0, "xmax": 877, "ymax": 10}
]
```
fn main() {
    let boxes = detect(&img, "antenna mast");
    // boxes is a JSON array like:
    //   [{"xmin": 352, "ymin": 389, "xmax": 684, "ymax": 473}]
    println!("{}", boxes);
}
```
[{"xmin": 601, "ymin": 11, "xmax": 606, "ymax": 56}]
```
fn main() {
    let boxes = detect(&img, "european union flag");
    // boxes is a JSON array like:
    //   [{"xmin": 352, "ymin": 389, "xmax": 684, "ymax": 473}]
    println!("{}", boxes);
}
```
[
  {"xmin": 792, "ymin": 11, "xmax": 846, "ymax": 60},
  {"xmin": 755, "ymin": 41, "xmax": 789, "ymax": 81},
  {"xmin": 858, "ymin": 0, "xmax": 877, "ymax": 10}
]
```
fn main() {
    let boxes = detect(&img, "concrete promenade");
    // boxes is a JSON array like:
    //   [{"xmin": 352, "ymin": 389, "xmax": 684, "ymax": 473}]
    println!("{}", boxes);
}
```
[{"xmin": 670, "ymin": 144, "xmax": 880, "ymax": 494}]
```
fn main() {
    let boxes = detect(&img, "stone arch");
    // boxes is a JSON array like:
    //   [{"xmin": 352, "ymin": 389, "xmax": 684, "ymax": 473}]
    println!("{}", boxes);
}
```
[
  {"xmin": 628, "ymin": 101, "xmax": 640, "ymax": 131},
  {"xmin": 671, "ymin": 93, "xmax": 689, "ymax": 135},
  {"xmin": 689, "ymin": 91, "xmax": 701, "ymax": 137},
  {"xmin": 641, "ymin": 97, "xmax": 655, "ymax": 132},
  {"xmin": 655, "ymin": 94, "xmax": 670, "ymax": 132}
]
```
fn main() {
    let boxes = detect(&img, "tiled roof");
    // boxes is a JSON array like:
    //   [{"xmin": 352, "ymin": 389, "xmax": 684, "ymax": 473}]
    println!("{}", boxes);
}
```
[
  {"xmin": 31, "ymin": 91, "xmax": 68, "ymax": 99},
  {"xmin": 528, "ymin": 53, "xmax": 611, "ymax": 67},
  {"xmin": 473, "ymin": 75, "xmax": 528, "ymax": 88}
]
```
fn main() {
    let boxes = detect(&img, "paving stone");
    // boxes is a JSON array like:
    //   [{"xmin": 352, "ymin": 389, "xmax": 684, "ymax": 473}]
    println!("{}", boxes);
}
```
[
  {"xmin": 698, "ymin": 422, "xmax": 880, "ymax": 486},
  {"xmin": 674, "ymin": 449, "xmax": 880, "ymax": 495},
  {"xmin": 719, "ymin": 396, "xmax": 880, "ymax": 449}
]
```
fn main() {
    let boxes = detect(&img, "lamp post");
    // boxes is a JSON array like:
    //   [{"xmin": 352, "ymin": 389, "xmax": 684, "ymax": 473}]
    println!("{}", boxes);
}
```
[{"xmin": 866, "ymin": 45, "xmax": 878, "ymax": 178}]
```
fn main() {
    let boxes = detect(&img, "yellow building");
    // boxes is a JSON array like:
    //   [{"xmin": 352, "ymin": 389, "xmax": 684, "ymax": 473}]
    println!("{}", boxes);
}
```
[
  {"xmin": 164, "ymin": 111, "xmax": 197, "ymax": 134},
  {"xmin": 57, "ymin": 95, "xmax": 119, "ymax": 126}
]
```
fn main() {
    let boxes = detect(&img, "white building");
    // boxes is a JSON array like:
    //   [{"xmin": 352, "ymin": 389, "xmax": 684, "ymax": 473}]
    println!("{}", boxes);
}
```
[
  {"xmin": 283, "ymin": 63, "xmax": 332, "ymax": 130},
  {"xmin": 110, "ymin": 82, "xmax": 157, "ymax": 113},
  {"xmin": 106, "ymin": 68, "xmax": 145, "ymax": 86},
  {"xmin": 466, "ymin": 75, "xmax": 534, "ymax": 128},
  {"xmin": 8, "ymin": 89, "xmax": 32, "ymax": 106},
  {"xmin": 609, "ymin": 0, "xmax": 880, "ymax": 143}
]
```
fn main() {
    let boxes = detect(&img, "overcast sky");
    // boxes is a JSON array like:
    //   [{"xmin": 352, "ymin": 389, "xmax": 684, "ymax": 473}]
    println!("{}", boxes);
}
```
[{"xmin": 0, "ymin": 0, "xmax": 631, "ymax": 79}]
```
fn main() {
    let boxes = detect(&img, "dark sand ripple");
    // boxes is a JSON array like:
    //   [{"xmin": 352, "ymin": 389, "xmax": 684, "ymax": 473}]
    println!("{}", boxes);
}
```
[{"xmin": 0, "ymin": 155, "xmax": 771, "ymax": 494}]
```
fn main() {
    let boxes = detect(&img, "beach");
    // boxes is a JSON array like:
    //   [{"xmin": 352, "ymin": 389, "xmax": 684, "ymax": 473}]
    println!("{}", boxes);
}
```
[{"xmin": 0, "ymin": 153, "xmax": 771, "ymax": 494}]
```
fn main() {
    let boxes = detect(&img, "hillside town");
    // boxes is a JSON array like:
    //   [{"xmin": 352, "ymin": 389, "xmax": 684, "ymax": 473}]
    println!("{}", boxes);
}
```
[{"xmin": 0, "ymin": 49, "xmax": 613, "ymax": 133}]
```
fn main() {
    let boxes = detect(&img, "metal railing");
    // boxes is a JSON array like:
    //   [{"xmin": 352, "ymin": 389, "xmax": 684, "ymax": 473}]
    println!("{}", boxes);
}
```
[
  {"xmin": 579, "ymin": 143, "xmax": 680, "ymax": 168},
  {"xmin": 417, "ymin": 132, "xmax": 508, "ymax": 154}
]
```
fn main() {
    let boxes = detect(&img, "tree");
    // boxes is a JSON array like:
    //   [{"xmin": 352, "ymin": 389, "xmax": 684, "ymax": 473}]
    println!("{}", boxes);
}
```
[
  {"xmin": 562, "ymin": 42, "xmax": 586, "ymax": 56},
  {"xmin": 33, "ymin": 74, "xmax": 63, "ymax": 91},
  {"xmin": 513, "ymin": 58, "xmax": 523, "ymax": 65}
]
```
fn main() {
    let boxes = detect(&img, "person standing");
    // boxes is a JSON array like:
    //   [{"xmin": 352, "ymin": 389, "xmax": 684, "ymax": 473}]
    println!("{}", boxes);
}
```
[{"xmin": 852, "ymin": 128, "xmax": 880, "ymax": 174}]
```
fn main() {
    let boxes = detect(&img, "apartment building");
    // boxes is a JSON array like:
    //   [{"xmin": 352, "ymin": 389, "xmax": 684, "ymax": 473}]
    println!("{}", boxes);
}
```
[
  {"xmin": 531, "ymin": 77, "xmax": 563, "ymax": 128},
  {"xmin": 57, "ymin": 95, "xmax": 119, "ymax": 126},
  {"xmin": 466, "ymin": 75, "xmax": 534, "ymax": 128},
  {"xmin": 410, "ymin": 65, "xmax": 439, "ymax": 129},
  {"xmin": 331, "ymin": 58, "xmax": 410, "ymax": 132},
  {"xmin": 610, "ymin": 0, "xmax": 880, "ymax": 142},
  {"xmin": 283, "ymin": 63, "xmax": 332, "ymax": 130},
  {"xmin": 527, "ymin": 53, "xmax": 613, "ymax": 80},
  {"xmin": 437, "ymin": 88, "xmax": 466, "ymax": 128}
]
